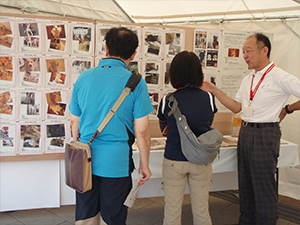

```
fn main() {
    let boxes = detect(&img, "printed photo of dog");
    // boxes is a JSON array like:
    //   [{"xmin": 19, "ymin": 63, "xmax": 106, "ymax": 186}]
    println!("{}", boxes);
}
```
[
  {"xmin": 18, "ymin": 23, "xmax": 39, "ymax": 37},
  {"xmin": 0, "ymin": 91, "xmax": 13, "ymax": 115},
  {"xmin": 0, "ymin": 57, "xmax": 13, "ymax": 71},
  {"xmin": 20, "ymin": 125, "xmax": 40, "ymax": 148},
  {"xmin": 0, "ymin": 35, "xmax": 13, "ymax": 48},
  {"xmin": 46, "ymin": 59, "xmax": 65, "ymax": 73},
  {"xmin": 46, "ymin": 25, "xmax": 66, "ymax": 51},
  {"xmin": 50, "ymin": 38, "xmax": 66, "ymax": 51},
  {"xmin": 46, "ymin": 91, "xmax": 62, "ymax": 104},
  {"xmin": 0, "ymin": 70, "xmax": 13, "ymax": 81},
  {"xmin": 50, "ymin": 72, "xmax": 66, "ymax": 85},
  {"xmin": 0, "ymin": 22, "xmax": 12, "ymax": 36},
  {"xmin": 47, "ymin": 103, "xmax": 66, "ymax": 116},
  {"xmin": 19, "ymin": 58, "xmax": 40, "ymax": 72},
  {"xmin": 23, "ymin": 71, "xmax": 39, "ymax": 84},
  {"xmin": 24, "ymin": 37, "xmax": 39, "ymax": 48}
]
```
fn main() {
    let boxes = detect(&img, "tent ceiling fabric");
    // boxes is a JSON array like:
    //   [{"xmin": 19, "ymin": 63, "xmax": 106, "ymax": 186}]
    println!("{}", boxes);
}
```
[
  {"xmin": 1, "ymin": 0, "xmax": 299, "ymax": 24},
  {"xmin": 0, "ymin": 0, "xmax": 134, "ymax": 23},
  {"xmin": 115, "ymin": 0, "xmax": 300, "ymax": 24}
]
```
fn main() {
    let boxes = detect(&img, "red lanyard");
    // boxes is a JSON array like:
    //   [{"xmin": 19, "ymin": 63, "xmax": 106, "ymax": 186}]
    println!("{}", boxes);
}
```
[{"xmin": 250, "ymin": 63, "xmax": 275, "ymax": 101}]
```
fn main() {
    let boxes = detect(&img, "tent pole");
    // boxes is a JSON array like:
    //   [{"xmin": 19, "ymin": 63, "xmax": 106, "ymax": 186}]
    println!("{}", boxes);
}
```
[
  {"xmin": 111, "ymin": 0, "xmax": 135, "ymax": 23},
  {"xmin": 281, "ymin": 19, "xmax": 300, "ymax": 39}
]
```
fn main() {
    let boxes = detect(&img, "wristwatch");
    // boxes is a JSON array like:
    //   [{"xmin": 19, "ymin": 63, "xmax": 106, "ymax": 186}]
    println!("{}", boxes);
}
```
[{"xmin": 285, "ymin": 104, "xmax": 294, "ymax": 114}]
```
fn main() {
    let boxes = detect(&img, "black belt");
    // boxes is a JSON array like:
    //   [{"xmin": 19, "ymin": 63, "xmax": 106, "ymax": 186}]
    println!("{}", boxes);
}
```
[{"xmin": 242, "ymin": 121, "xmax": 279, "ymax": 128}]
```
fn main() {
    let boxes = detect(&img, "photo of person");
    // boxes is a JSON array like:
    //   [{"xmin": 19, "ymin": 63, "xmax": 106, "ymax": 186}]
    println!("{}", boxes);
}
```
[
  {"xmin": 0, "ymin": 21, "xmax": 13, "ymax": 49},
  {"xmin": 0, "ymin": 91, "xmax": 13, "ymax": 115},
  {"xmin": 144, "ymin": 30, "xmax": 162, "ymax": 58},
  {"xmin": 20, "ymin": 125, "xmax": 40, "ymax": 149}
]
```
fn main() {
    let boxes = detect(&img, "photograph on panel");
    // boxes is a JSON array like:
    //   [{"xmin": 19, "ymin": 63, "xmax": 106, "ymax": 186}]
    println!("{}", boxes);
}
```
[
  {"xmin": 45, "ymin": 91, "xmax": 67, "ymax": 119},
  {"xmin": 19, "ymin": 56, "xmax": 42, "ymax": 87},
  {"xmin": 194, "ymin": 49, "xmax": 206, "ymax": 68},
  {"xmin": 206, "ymin": 50, "xmax": 218, "ymax": 68},
  {"xmin": 162, "ymin": 60, "xmax": 174, "ymax": 90},
  {"xmin": 46, "ymin": 123, "xmax": 66, "ymax": 151},
  {"xmin": 207, "ymin": 32, "xmax": 219, "ymax": 49},
  {"xmin": 0, "ymin": 124, "xmax": 16, "ymax": 154},
  {"xmin": 144, "ymin": 30, "xmax": 162, "ymax": 58},
  {"xmin": 18, "ymin": 20, "xmax": 42, "ymax": 53},
  {"xmin": 143, "ymin": 61, "xmax": 161, "ymax": 88},
  {"xmin": 71, "ymin": 58, "xmax": 92, "ymax": 86},
  {"xmin": 195, "ymin": 31, "xmax": 207, "ymax": 49},
  {"xmin": 96, "ymin": 24, "xmax": 115, "ymax": 56},
  {"xmin": 45, "ymin": 22, "xmax": 68, "ymax": 54},
  {"xmin": 0, "ymin": 55, "xmax": 14, "ymax": 85},
  {"xmin": 19, "ymin": 91, "xmax": 42, "ymax": 121},
  {"xmin": 148, "ymin": 92, "xmax": 159, "ymax": 117},
  {"xmin": 0, "ymin": 20, "xmax": 14, "ymax": 51},
  {"xmin": 20, "ymin": 124, "xmax": 41, "ymax": 151},
  {"xmin": 165, "ymin": 31, "xmax": 183, "ymax": 58},
  {"xmin": 0, "ymin": 91, "xmax": 13, "ymax": 115},
  {"xmin": 45, "ymin": 57, "xmax": 67, "ymax": 87},
  {"xmin": 128, "ymin": 60, "xmax": 139, "ymax": 73},
  {"xmin": 71, "ymin": 25, "xmax": 93, "ymax": 55}
]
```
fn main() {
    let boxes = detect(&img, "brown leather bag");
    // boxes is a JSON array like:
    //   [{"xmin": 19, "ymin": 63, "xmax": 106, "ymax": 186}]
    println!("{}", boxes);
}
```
[{"xmin": 65, "ymin": 71, "xmax": 141, "ymax": 193}]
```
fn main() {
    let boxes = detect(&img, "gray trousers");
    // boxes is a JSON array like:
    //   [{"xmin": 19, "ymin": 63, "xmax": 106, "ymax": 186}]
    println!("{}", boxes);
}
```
[{"xmin": 238, "ymin": 123, "xmax": 281, "ymax": 225}]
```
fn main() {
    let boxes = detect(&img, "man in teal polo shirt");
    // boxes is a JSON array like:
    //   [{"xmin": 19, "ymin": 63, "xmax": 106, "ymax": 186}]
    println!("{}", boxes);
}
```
[{"xmin": 69, "ymin": 27, "xmax": 153, "ymax": 225}]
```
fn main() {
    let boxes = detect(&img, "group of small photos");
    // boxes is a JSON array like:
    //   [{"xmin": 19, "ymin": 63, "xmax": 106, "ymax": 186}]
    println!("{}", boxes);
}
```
[
  {"xmin": 194, "ymin": 29, "xmax": 221, "ymax": 69},
  {"xmin": 0, "ymin": 16, "xmax": 186, "ymax": 155}
]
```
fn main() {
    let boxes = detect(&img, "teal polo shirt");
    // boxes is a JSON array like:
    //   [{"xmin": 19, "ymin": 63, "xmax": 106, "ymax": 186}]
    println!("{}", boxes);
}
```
[{"xmin": 69, "ymin": 58, "xmax": 153, "ymax": 177}]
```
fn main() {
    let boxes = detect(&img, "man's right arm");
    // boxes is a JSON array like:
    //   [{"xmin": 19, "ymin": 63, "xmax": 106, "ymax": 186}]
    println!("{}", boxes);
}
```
[
  {"xmin": 134, "ymin": 115, "xmax": 152, "ymax": 186},
  {"xmin": 202, "ymin": 80, "xmax": 242, "ymax": 114}
]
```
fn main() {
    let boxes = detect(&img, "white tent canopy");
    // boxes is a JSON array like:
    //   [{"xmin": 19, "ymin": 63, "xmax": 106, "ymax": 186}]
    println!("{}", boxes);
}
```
[
  {"xmin": 1, "ymin": 0, "xmax": 300, "ymax": 200},
  {"xmin": 1, "ymin": 0, "xmax": 299, "ymax": 24}
]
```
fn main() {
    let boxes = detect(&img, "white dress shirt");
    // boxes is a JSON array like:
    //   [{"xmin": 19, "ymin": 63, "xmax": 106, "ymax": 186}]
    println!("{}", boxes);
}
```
[{"xmin": 235, "ymin": 62, "xmax": 300, "ymax": 122}]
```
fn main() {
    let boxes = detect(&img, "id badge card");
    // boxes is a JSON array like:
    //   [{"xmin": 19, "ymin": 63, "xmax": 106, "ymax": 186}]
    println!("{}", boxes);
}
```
[{"xmin": 244, "ymin": 106, "xmax": 253, "ymax": 117}]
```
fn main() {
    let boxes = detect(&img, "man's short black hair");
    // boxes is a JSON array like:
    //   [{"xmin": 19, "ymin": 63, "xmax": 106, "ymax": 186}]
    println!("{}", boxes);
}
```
[
  {"xmin": 105, "ymin": 27, "xmax": 138, "ymax": 60},
  {"xmin": 170, "ymin": 51, "xmax": 203, "ymax": 89},
  {"xmin": 250, "ymin": 33, "xmax": 272, "ymax": 58}
]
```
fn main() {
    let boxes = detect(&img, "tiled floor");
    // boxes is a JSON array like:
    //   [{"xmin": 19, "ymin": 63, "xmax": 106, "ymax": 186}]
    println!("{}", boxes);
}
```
[{"xmin": 0, "ymin": 194, "xmax": 299, "ymax": 225}]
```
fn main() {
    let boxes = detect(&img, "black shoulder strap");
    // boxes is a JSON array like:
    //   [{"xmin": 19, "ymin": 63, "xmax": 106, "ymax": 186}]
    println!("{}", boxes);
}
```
[{"xmin": 126, "ymin": 70, "xmax": 142, "ymax": 91}]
